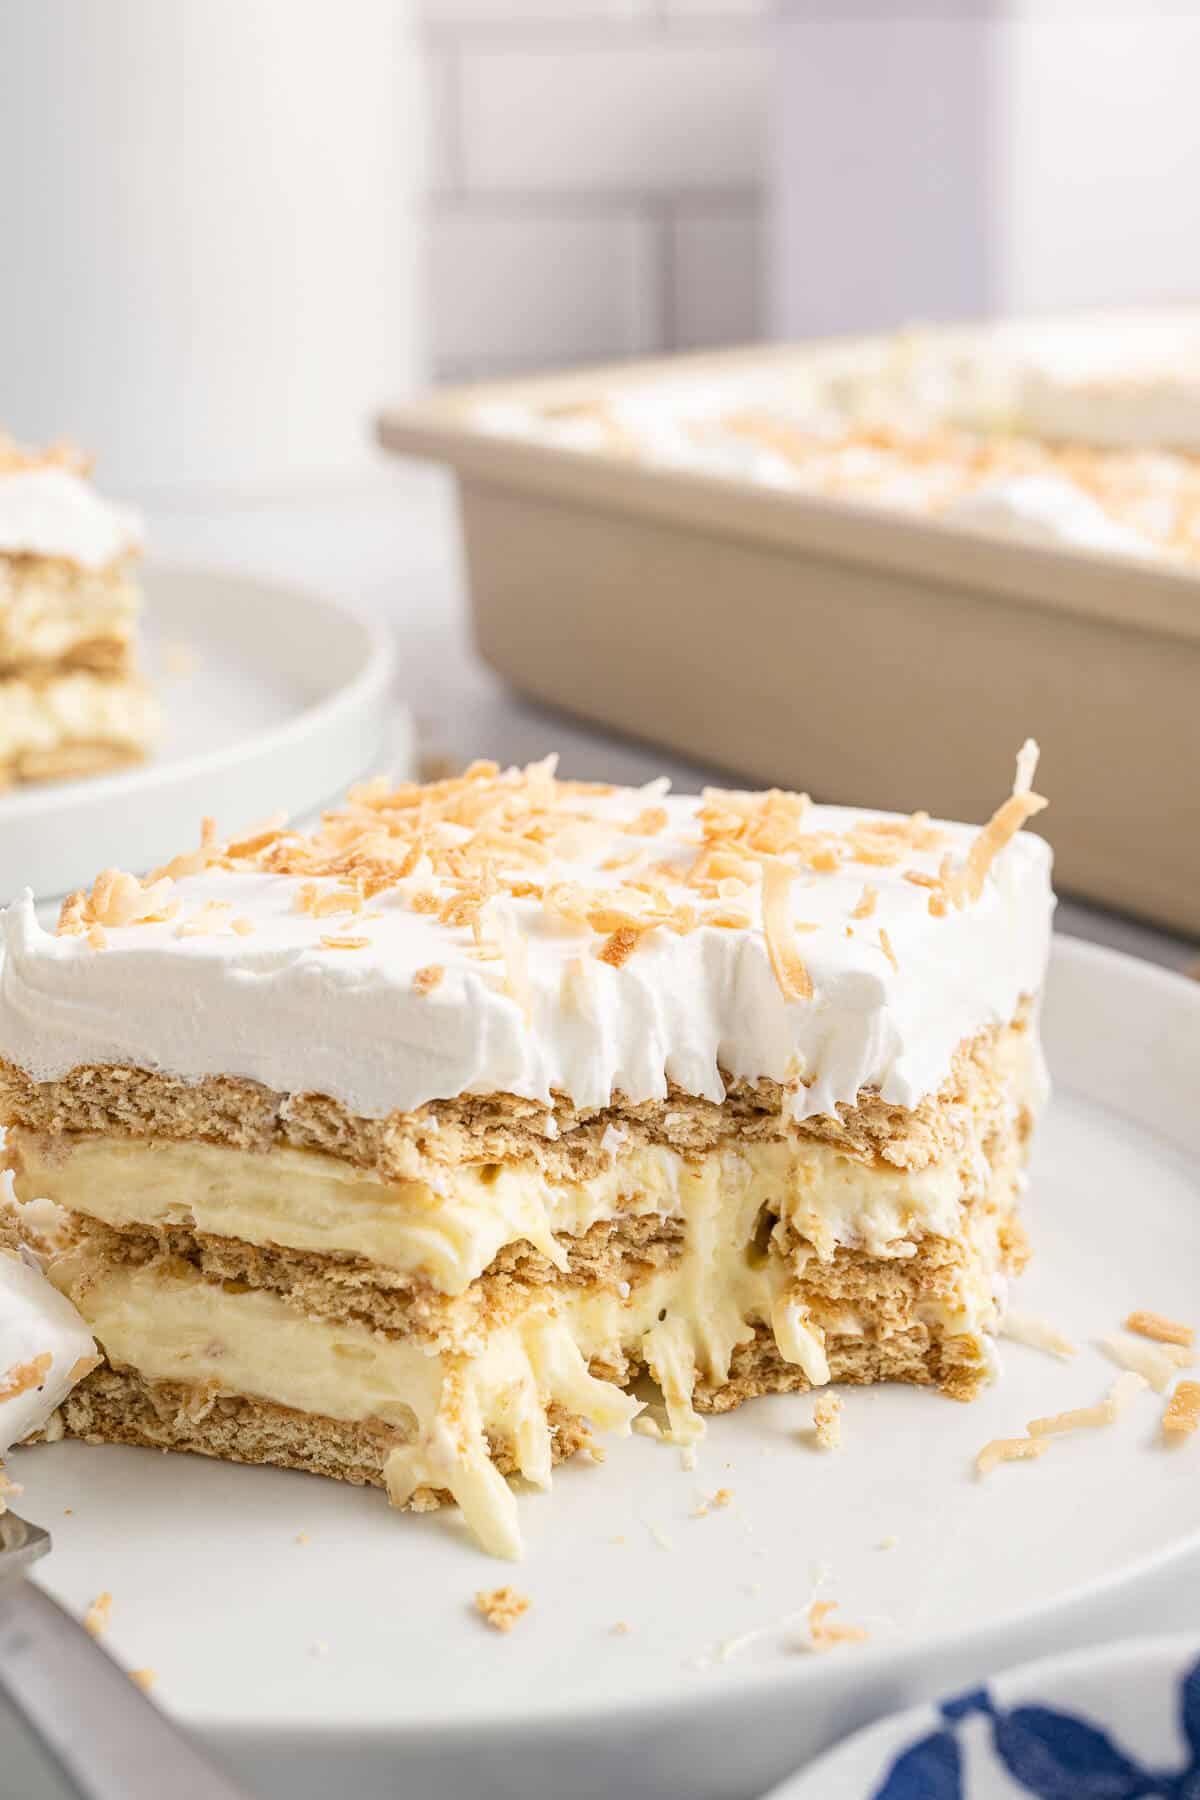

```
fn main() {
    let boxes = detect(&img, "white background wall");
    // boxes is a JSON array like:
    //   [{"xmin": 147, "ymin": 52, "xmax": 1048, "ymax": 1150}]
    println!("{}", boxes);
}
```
[{"xmin": 420, "ymin": 0, "xmax": 769, "ymax": 380}]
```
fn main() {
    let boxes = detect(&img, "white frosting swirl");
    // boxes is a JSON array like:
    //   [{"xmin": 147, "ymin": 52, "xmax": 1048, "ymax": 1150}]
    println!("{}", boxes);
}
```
[
  {"xmin": 0, "ymin": 790, "xmax": 1054, "ymax": 1120},
  {"xmin": 0, "ymin": 466, "xmax": 143, "ymax": 570}
]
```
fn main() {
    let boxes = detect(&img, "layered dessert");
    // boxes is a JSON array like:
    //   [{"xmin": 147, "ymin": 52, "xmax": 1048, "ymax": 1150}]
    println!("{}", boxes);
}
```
[
  {"xmin": 479, "ymin": 328, "xmax": 1200, "ymax": 567},
  {"xmin": 0, "ymin": 751, "xmax": 1052, "ymax": 1557},
  {"xmin": 0, "ymin": 435, "xmax": 158, "ymax": 785}
]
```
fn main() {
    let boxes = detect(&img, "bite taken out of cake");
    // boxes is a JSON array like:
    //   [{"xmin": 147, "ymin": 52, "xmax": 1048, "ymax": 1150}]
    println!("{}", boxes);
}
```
[{"xmin": 0, "ymin": 747, "xmax": 1052, "ymax": 1557}]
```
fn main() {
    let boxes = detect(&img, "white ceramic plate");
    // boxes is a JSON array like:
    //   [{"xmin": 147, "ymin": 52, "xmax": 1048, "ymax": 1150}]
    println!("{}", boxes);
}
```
[
  {"xmin": 766, "ymin": 1633, "xmax": 1200, "ymax": 1800},
  {"xmin": 7, "ymin": 937, "xmax": 1200, "ymax": 1800},
  {"xmin": 0, "ymin": 564, "xmax": 402, "ymax": 903}
]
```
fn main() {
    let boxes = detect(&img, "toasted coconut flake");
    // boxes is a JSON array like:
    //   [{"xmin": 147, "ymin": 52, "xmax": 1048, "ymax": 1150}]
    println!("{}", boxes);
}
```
[
  {"xmin": 706, "ymin": 907, "xmax": 753, "ymax": 929},
  {"xmin": 947, "ymin": 743, "xmax": 1047, "ymax": 908},
  {"xmin": 488, "ymin": 908, "xmax": 533, "ymax": 1022},
  {"xmin": 1163, "ymin": 1381, "xmax": 1200, "ymax": 1441},
  {"xmin": 412, "ymin": 964, "xmax": 445, "ymax": 995},
  {"xmin": 0, "ymin": 1352, "xmax": 52, "ymax": 1403},
  {"xmin": 87, "ymin": 924, "xmax": 108, "ymax": 951},
  {"xmin": 1013, "ymin": 737, "xmax": 1040, "ymax": 796},
  {"xmin": 807, "ymin": 1599, "xmax": 868, "ymax": 1652},
  {"xmin": 851, "ymin": 884, "xmax": 878, "ymax": 919},
  {"xmin": 231, "ymin": 917, "xmax": 255, "ymax": 936},
  {"xmin": 597, "ymin": 926, "xmax": 641, "ymax": 968},
  {"xmin": 1000, "ymin": 1311, "xmax": 1078, "ymax": 1360},
  {"xmin": 976, "ymin": 1436, "xmax": 1049, "ymax": 1476},
  {"xmin": 83, "ymin": 1592, "xmax": 113, "ymax": 1639},
  {"xmin": 1126, "ymin": 1309, "xmax": 1195, "ymax": 1348},
  {"xmin": 761, "ymin": 862, "xmax": 814, "ymax": 1002},
  {"xmin": 561, "ymin": 954, "xmax": 596, "ymax": 1019},
  {"xmin": 130, "ymin": 1669, "xmax": 157, "ymax": 1692},
  {"xmin": 1101, "ymin": 1331, "xmax": 1192, "ymax": 1393},
  {"xmin": 878, "ymin": 927, "xmax": 898, "ymax": 973},
  {"xmin": 1027, "ymin": 1370, "xmax": 1147, "ymax": 1437},
  {"xmin": 627, "ymin": 806, "xmax": 669, "ymax": 836},
  {"xmin": 319, "ymin": 935, "xmax": 370, "ymax": 951}
]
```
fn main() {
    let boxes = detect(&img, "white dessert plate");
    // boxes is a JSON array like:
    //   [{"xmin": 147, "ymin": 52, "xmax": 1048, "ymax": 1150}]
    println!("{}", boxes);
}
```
[
  {"xmin": 6, "ymin": 936, "xmax": 1200, "ymax": 1800},
  {"xmin": 0, "ymin": 564, "xmax": 403, "ymax": 904},
  {"xmin": 765, "ymin": 1633, "xmax": 1200, "ymax": 1800}
]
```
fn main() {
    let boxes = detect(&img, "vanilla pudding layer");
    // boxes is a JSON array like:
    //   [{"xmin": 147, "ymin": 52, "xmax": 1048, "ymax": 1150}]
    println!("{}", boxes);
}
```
[{"xmin": 47, "ymin": 1143, "xmax": 1025, "ymax": 1561}]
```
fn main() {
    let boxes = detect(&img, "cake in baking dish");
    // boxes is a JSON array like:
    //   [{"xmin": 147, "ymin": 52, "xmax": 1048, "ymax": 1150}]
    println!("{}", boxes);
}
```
[{"xmin": 0, "ymin": 748, "xmax": 1052, "ymax": 1557}]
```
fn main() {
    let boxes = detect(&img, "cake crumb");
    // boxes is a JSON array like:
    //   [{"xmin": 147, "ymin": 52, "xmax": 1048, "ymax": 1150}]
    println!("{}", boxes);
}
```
[
  {"xmin": 129, "ymin": 1669, "xmax": 156, "ymax": 1692},
  {"xmin": 813, "ymin": 1393, "xmax": 842, "ymax": 1451},
  {"xmin": 295, "ymin": 1532, "xmax": 310, "ymax": 1546},
  {"xmin": 1163, "ymin": 1381, "xmax": 1200, "ymax": 1441},
  {"xmin": 0, "ymin": 1470, "xmax": 22, "ymax": 1515},
  {"xmin": 84, "ymin": 1592, "xmax": 113, "ymax": 1639},
  {"xmin": 976, "ymin": 1436, "xmax": 1049, "ymax": 1476},
  {"xmin": 1126, "ymin": 1310, "xmax": 1195, "ymax": 1349},
  {"xmin": 807, "ymin": 1599, "xmax": 869, "ymax": 1652},
  {"xmin": 610, "ymin": 1620, "xmax": 631, "ymax": 1636},
  {"xmin": 475, "ymin": 1586, "xmax": 531, "ymax": 1634},
  {"xmin": 876, "ymin": 1535, "xmax": 898, "ymax": 1551}
]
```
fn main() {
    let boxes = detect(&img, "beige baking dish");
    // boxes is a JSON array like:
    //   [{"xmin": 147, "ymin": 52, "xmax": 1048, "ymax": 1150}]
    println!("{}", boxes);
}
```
[{"xmin": 379, "ymin": 318, "xmax": 1200, "ymax": 938}]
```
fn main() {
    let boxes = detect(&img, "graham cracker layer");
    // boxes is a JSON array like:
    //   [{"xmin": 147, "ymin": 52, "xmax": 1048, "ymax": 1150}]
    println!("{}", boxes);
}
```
[
  {"xmin": 56, "ymin": 1210, "xmax": 685, "ymax": 1343},
  {"xmin": 0, "ymin": 1003, "xmax": 1034, "ymax": 1183},
  {"xmin": 61, "ymin": 1366, "xmax": 591, "ymax": 1509}
]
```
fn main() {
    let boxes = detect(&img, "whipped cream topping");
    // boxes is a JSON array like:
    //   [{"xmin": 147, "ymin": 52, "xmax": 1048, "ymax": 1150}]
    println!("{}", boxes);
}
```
[
  {"xmin": 1014, "ymin": 333, "xmax": 1200, "ymax": 453},
  {"xmin": 942, "ymin": 475, "xmax": 1157, "ymax": 558},
  {"xmin": 0, "ymin": 777, "xmax": 1054, "ymax": 1121},
  {"xmin": 478, "ymin": 327, "xmax": 1200, "ymax": 564},
  {"xmin": 0, "ymin": 1244, "xmax": 96, "ymax": 1456},
  {"xmin": 0, "ymin": 466, "xmax": 143, "ymax": 571}
]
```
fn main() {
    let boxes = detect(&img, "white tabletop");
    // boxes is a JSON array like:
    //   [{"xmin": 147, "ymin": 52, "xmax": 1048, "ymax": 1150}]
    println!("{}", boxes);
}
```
[{"xmin": 140, "ymin": 457, "xmax": 1200, "ymax": 1718}]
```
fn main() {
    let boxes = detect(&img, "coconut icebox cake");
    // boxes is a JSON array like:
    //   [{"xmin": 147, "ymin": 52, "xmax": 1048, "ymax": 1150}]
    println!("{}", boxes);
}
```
[
  {"xmin": 0, "ymin": 747, "xmax": 1053, "ymax": 1558},
  {"xmin": 478, "ymin": 328, "xmax": 1200, "ymax": 568}
]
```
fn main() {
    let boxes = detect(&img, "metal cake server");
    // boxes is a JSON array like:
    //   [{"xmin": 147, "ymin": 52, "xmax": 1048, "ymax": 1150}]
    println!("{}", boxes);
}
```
[{"xmin": 0, "ymin": 1509, "xmax": 251, "ymax": 1800}]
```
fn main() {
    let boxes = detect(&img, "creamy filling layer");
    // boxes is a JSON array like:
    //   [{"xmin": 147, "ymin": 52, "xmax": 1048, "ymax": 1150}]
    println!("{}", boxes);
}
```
[
  {"xmin": 15, "ymin": 1123, "xmax": 1000, "ymax": 1295},
  {"xmin": 52, "ymin": 1125, "xmax": 1021, "ymax": 1558},
  {"xmin": 10, "ymin": 1029, "xmax": 1038, "ymax": 1293},
  {"xmin": 0, "ymin": 671, "xmax": 158, "ymax": 762}
]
